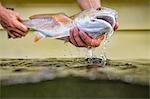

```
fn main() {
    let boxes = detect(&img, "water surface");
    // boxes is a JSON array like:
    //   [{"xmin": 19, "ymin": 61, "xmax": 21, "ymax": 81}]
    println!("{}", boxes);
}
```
[{"xmin": 1, "ymin": 77, "xmax": 149, "ymax": 99}]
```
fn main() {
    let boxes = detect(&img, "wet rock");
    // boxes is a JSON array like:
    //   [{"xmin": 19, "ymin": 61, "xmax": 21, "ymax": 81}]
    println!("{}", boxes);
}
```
[
  {"xmin": 0, "ymin": 58, "xmax": 149, "ymax": 86},
  {"xmin": 13, "ymin": 68, "xmax": 28, "ymax": 72}
]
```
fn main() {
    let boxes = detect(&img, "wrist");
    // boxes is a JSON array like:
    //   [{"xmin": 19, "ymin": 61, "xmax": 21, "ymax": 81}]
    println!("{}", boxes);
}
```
[
  {"xmin": 0, "ymin": 5, "xmax": 6, "ymax": 16},
  {"xmin": 0, "ymin": 5, "xmax": 8, "ymax": 18},
  {"xmin": 77, "ymin": 0, "xmax": 101, "ymax": 10},
  {"xmin": 0, "ymin": 3, "xmax": 5, "ymax": 11}
]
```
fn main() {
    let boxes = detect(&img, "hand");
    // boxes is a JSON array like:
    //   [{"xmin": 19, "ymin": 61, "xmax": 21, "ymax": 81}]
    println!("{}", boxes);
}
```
[
  {"xmin": 67, "ymin": 22, "xmax": 119, "ymax": 48},
  {"xmin": 0, "ymin": 7, "xmax": 28, "ymax": 39},
  {"xmin": 66, "ymin": 27, "xmax": 105, "ymax": 48},
  {"xmin": 114, "ymin": 22, "xmax": 119, "ymax": 31}
]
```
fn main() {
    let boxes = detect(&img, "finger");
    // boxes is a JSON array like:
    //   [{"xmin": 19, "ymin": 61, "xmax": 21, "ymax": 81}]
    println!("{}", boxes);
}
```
[
  {"xmin": 10, "ymin": 30, "xmax": 22, "ymax": 38},
  {"xmin": 69, "ymin": 28, "xmax": 78, "ymax": 47},
  {"xmin": 3, "ymin": 20, "xmax": 28, "ymax": 36},
  {"xmin": 8, "ymin": 32, "xmax": 16, "ymax": 39},
  {"xmin": 94, "ymin": 35, "xmax": 105, "ymax": 47},
  {"xmin": 79, "ymin": 31, "xmax": 92, "ymax": 46},
  {"xmin": 17, "ymin": 15, "xmax": 28, "ymax": 28},
  {"xmin": 15, "ymin": 12, "xmax": 25, "ymax": 24},
  {"xmin": 0, "ymin": 23, "xmax": 15, "ymax": 38},
  {"xmin": 1, "ymin": 21, "xmax": 27, "ymax": 37},
  {"xmin": 16, "ymin": 15, "xmax": 29, "ymax": 32},
  {"xmin": 73, "ymin": 28, "xmax": 86, "ymax": 47},
  {"xmin": 90, "ymin": 39, "xmax": 100, "ymax": 47},
  {"xmin": 114, "ymin": 22, "xmax": 119, "ymax": 31},
  {"xmin": 99, "ymin": 35, "xmax": 105, "ymax": 40},
  {"xmin": 7, "ymin": 27, "xmax": 26, "ymax": 37},
  {"xmin": 15, "ymin": 29, "xmax": 26, "ymax": 37},
  {"xmin": 16, "ymin": 14, "xmax": 23, "ymax": 21},
  {"xmin": 85, "ymin": 43, "xmax": 92, "ymax": 48},
  {"xmin": 90, "ymin": 35, "xmax": 105, "ymax": 47},
  {"xmin": 1, "ymin": 22, "xmax": 8, "ymax": 29},
  {"xmin": 14, "ymin": 20, "xmax": 28, "ymax": 33},
  {"xmin": 13, "ymin": 33, "xmax": 22, "ymax": 38}
]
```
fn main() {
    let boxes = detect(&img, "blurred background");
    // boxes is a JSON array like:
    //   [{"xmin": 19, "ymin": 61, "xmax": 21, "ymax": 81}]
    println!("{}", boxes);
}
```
[{"xmin": 0, "ymin": 0, "xmax": 149, "ymax": 59}]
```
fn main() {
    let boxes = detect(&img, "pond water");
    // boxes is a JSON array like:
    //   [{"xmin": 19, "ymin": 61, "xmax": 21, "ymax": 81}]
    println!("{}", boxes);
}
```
[{"xmin": 1, "ymin": 77, "xmax": 149, "ymax": 99}]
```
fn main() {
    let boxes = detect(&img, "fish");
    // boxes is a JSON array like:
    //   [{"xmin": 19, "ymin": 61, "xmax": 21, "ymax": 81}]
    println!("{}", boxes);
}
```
[{"xmin": 24, "ymin": 7, "xmax": 118, "ymax": 42}]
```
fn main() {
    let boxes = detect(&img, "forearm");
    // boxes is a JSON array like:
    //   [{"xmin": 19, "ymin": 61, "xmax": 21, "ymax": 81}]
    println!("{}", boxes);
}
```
[
  {"xmin": 0, "ymin": 2, "xmax": 4, "ymax": 11},
  {"xmin": 0, "ymin": 3, "xmax": 6, "ymax": 21},
  {"xmin": 0, "ymin": 2, "xmax": 5, "ymax": 10},
  {"xmin": 0, "ymin": 3, "xmax": 7, "ymax": 16},
  {"xmin": 0, "ymin": 2, "xmax": 2, "ymax": 7},
  {"xmin": 77, "ymin": 0, "xmax": 101, "ymax": 10}
]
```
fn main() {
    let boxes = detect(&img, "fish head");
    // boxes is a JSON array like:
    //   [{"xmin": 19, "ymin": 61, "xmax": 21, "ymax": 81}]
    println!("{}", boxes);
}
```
[
  {"xmin": 94, "ymin": 7, "xmax": 118, "ymax": 28},
  {"xmin": 74, "ymin": 7, "xmax": 118, "ymax": 38}
]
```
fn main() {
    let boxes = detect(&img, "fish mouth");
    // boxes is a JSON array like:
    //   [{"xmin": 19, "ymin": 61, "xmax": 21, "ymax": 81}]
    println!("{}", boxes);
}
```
[{"xmin": 96, "ymin": 16, "xmax": 115, "ymax": 27}]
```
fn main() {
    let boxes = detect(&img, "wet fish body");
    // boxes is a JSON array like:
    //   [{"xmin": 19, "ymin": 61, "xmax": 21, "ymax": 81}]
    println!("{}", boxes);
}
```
[{"xmin": 24, "ymin": 7, "xmax": 118, "ymax": 42}]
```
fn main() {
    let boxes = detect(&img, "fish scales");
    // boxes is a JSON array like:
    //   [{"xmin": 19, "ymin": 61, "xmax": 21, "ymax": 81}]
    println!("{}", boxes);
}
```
[{"xmin": 24, "ymin": 7, "xmax": 118, "ymax": 42}]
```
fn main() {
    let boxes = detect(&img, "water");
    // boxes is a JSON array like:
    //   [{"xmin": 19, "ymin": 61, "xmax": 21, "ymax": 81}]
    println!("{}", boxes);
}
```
[
  {"xmin": 86, "ymin": 30, "xmax": 114, "ymax": 67},
  {"xmin": 1, "ymin": 77, "xmax": 149, "ymax": 99}
]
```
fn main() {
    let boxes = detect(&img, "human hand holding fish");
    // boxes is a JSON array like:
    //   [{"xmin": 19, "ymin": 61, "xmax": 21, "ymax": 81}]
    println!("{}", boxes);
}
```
[
  {"xmin": 66, "ymin": 27, "xmax": 105, "ymax": 48},
  {"xmin": 0, "ymin": 5, "xmax": 28, "ymax": 38},
  {"xmin": 67, "ymin": 23, "xmax": 118, "ymax": 48}
]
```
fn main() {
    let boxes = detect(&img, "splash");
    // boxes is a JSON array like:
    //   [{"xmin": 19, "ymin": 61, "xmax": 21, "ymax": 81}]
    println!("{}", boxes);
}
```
[
  {"xmin": 101, "ymin": 30, "xmax": 113, "ymax": 66},
  {"xmin": 86, "ymin": 30, "xmax": 114, "ymax": 67}
]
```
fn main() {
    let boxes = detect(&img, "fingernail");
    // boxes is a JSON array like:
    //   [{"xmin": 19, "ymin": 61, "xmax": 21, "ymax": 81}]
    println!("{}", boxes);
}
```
[
  {"xmin": 23, "ymin": 25, "xmax": 28, "ymax": 30},
  {"xmin": 87, "ymin": 46, "xmax": 92, "ymax": 49}
]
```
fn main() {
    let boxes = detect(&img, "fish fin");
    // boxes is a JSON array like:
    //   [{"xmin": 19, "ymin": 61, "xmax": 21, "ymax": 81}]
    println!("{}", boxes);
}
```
[
  {"xmin": 34, "ymin": 32, "xmax": 46, "ymax": 42},
  {"xmin": 29, "ymin": 13, "xmax": 72, "ymax": 25},
  {"xmin": 56, "ymin": 37, "xmax": 66, "ymax": 40},
  {"xmin": 52, "ymin": 14, "xmax": 72, "ymax": 25},
  {"xmin": 30, "ymin": 13, "xmax": 66, "ymax": 19}
]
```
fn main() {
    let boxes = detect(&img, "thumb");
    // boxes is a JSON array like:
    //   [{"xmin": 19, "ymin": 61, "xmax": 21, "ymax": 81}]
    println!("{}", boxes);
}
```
[
  {"xmin": 114, "ymin": 22, "xmax": 119, "ymax": 31},
  {"xmin": 16, "ymin": 15, "xmax": 28, "ymax": 32},
  {"xmin": 64, "ymin": 36, "xmax": 70, "ymax": 42},
  {"xmin": 16, "ymin": 14, "xmax": 23, "ymax": 22}
]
